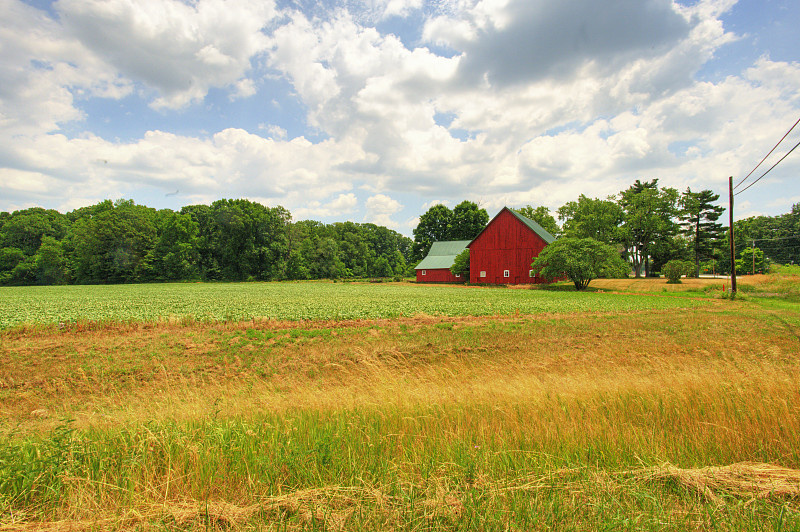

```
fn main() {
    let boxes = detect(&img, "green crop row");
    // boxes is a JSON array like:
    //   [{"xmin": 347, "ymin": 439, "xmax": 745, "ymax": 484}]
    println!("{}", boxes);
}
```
[{"xmin": 0, "ymin": 281, "xmax": 711, "ymax": 328}]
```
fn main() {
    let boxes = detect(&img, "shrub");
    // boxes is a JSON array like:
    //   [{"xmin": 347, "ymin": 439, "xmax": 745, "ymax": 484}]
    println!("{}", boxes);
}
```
[{"xmin": 663, "ymin": 260, "xmax": 692, "ymax": 283}]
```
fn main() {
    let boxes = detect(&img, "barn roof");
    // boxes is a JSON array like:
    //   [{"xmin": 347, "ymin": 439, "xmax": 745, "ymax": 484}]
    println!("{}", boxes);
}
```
[
  {"xmin": 414, "ymin": 240, "xmax": 471, "ymax": 270},
  {"xmin": 467, "ymin": 207, "xmax": 556, "ymax": 247},
  {"xmin": 507, "ymin": 208, "xmax": 557, "ymax": 243}
]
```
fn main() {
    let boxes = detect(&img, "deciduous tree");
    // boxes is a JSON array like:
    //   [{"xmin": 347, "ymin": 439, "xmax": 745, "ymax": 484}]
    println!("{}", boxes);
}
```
[
  {"xmin": 450, "ymin": 249, "xmax": 470, "ymax": 279},
  {"xmin": 618, "ymin": 180, "xmax": 679, "ymax": 277},
  {"xmin": 557, "ymin": 195, "xmax": 623, "ymax": 243},
  {"xmin": 532, "ymin": 237, "xmax": 628, "ymax": 290},
  {"xmin": 412, "ymin": 204, "xmax": 452, "ymax": 260},
  {"xmin": 515, "ymin": 205, "xmax": 560, "ymax": 237}
]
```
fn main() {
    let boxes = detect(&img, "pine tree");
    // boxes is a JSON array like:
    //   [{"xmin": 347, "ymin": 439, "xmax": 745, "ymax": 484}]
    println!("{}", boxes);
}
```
[{"xmin": 679, "ymin": 188, "xmax": 726, "ymax": 277}]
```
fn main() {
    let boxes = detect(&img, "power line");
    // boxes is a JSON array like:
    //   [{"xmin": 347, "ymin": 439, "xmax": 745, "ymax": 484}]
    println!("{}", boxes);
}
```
[
  {"xmin": 751, "ymin": 234, "xmax": 800, "ymax": 243},
  {"xmin": 734, "ymin": 137, "xmax": 800, "ymax": 196},
  {"xmin": 734, "ymin": 116, "xmax": 800, "ymax": 191}
]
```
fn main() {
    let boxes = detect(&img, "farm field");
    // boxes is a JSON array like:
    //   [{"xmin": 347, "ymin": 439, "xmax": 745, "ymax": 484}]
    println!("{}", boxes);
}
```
[
  {"xmin": 0, "ymin": 280, "xmax": 721, "ymax": 330},
  {"xmin": 1, "ymin": 278, "xmax": 799, "ymax": 530}
]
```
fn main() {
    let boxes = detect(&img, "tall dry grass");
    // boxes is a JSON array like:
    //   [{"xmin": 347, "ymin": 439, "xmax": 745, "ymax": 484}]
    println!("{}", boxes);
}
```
[{"xmin": 1, "ymin": 300, "xmax": 799, "ymax": 529}]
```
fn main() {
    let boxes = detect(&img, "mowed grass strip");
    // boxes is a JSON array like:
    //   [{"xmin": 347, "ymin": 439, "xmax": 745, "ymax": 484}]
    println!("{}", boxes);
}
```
[
  {"xmin": 0, "ymin": 280, "xmax": 717, "ymax": 329},
  {"xmin": 1, "ymin": 301, "xmax": 799, "ymax": 530}
]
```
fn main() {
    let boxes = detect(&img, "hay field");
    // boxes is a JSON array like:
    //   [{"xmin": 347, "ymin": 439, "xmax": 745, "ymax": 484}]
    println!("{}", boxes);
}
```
[{"xmin": 0, "ymin": 281, "xmax": 799, "ymax": 530}]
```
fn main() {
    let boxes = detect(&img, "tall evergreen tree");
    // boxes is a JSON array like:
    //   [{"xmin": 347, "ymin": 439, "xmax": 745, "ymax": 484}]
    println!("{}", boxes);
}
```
[{"xmin": 679, "ymin": 188, "xmax": 725, "ymax": 277}]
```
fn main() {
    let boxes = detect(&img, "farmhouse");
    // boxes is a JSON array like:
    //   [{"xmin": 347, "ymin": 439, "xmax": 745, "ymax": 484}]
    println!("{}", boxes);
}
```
[
  {"xmin": 414, "ymin": 240, "xmax": 470, "ymax": 283},
  {"xmin": 468, "ymin": 207, "xmax": 556, "ymax": 285}
]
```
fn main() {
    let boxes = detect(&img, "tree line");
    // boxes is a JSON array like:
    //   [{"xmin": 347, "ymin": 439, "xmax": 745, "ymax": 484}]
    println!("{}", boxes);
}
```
[
  {"xmin": 0, "ymin": 199, "xmax": 413, "ymax": 286},
  {"xmin": 3, "ymin": 185, "xmax": 797, "ymax": 286},
  {"xmin": 414, "ymin": 181, "xmax": 800, "ymax": 277}
]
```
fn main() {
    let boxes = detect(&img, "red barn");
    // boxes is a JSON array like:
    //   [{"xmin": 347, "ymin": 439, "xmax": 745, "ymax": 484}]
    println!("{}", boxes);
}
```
[
  {"xmin": 468, "ymin": 207, "xmax": 556, "ymax": 285},
  {"xmin": 415, "ymin": 240, "xmax": 470, "ymax": 283}
]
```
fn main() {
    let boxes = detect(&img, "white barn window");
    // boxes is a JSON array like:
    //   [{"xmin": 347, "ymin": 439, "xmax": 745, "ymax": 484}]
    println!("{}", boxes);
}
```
[
  {"xmin": 422, "ymin": 270, "xmax": 426, "ymax": 275},
  {"xmin": 480, "ymin": 271, "xmax": 486, "ymax": 278},
  {"xmin": 504, "ymin": 270, "xmax": 510, "ymax": 278}
]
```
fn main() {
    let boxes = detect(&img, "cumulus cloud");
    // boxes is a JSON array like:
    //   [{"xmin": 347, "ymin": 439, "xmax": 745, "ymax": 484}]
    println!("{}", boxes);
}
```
[
  {"xmin": 1, "ymin": 0, "xmax": 799, "ymax": 229},
  {"xmin": 365, "ymin": 193, "xmax": 403, "ymax": 227},
  {"xmin": 0, "ymin": 0, "xmax": 132, "ymax": 135},
  {"xmin": 293, "ymin": 193, "xmax": 359, "ymax": 220},
  {"xmin": 0, "ymin": 127, "xmax": 365, "ymax": 213},
  {"xmin": 56, "ymin": 0, "xmax": 277, "ymax": 108},
  {"xmin": 424, "ymin": 0, "xmax": 691, "ymax": 88}
]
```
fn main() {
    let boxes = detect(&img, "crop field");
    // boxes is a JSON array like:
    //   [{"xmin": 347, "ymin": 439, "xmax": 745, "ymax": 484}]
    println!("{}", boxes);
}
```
[
  {"xmin": 1, "ymin": 277, "xmax": 799, "ymax": 531},
  {"xmin": 0, "ymin": 281, "xmax": 718, "ymax": 329}
]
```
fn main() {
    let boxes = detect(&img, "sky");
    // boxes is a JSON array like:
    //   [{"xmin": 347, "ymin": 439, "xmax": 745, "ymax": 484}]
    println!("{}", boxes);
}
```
[{"xmin": 1, "ymin": 0, "xmax": 799, "ymax": 236}]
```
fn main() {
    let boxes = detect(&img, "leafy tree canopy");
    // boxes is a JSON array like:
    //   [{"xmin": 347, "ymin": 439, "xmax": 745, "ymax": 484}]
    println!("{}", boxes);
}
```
[
  {"xmin": 514, "ymin": 205, "xmax": 560, "ymax": 237},
  {"xmin": 450, "ymin": 249, "xmax": 470, "ymax": 279},
  {"xmin": 532, "ymin": 237, "xmax": 628, "ymax": 291},
  {"xmin": 557, "ymin": 195, "xmax": 623, "ymax": 244},
  {"xmin": 412, "ymin": 201, "xmax": 487, "ymax": 260},
  {"xmin": 617, "ymin": 179, "xmax": 679, "ymax": 278}
]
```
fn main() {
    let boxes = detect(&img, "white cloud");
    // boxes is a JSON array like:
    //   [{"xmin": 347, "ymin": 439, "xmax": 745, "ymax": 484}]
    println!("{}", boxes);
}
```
[
  {"xmin": 421, "ymin": 199, "xmax": 450, "ymax": 210},
  {"xmin": 0, "ymin": 0, "xmax": 132, "ymax": 136},
  {"xmin": 1, "ymin": 0, "xmax": 799, "ymax": 228},
  {"xmin": 231, "ymin": 78, "xmax": 257, "ymax": 100},
  {"xmin": 0, "ymin": 127, "xmax": 365, "ymax": 213},
  {"xmin": 365, "ymin": 193, "xmax": 403, "ymax": 227},
  {"xmin": 56, "ymin": 0, "xmax": 277, "ymax": 109},
  {"xmin": 425, "ymin": 0, "xmax": 692, "ymax": 87},
  {"xmin": 259, "ymin": 124, "xmax": 288, "ymax": 140},
  {"xmin": 293, "ymin": 193, "xmax": 359, "ymax": 220}
]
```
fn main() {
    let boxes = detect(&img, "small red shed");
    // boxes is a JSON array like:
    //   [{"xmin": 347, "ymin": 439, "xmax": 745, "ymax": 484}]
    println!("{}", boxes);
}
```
[
  {"xmin": 415, "ymin": 240, "xmax": 470, "ymax": 283},
  {"xmin": 467, "ymin": 207, "xmax": 556, "ymax": 285}
]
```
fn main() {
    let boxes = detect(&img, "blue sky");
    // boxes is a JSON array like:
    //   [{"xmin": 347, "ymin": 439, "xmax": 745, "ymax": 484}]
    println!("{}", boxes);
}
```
[{"xmin": 1, "ymin": 0, "xmax": 799, "ymax": 235}]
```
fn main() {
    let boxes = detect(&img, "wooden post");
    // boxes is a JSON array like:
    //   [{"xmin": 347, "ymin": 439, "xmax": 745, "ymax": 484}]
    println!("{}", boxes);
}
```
[{"xmin": 729, "ymin": 176, "xmax": 737, "ymax": 294}]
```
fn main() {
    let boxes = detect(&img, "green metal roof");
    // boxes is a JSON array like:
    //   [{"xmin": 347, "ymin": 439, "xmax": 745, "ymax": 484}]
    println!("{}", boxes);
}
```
[
  {"xmin": 467, "ymin": 207, "xmax": 556, "ymax": 246},
  {"xmin": 507, "ymin": 208, "xmax": 557, "ymax": 244},
  {"xmin": 414, "ymin": 240, "xmax": 471, "ymax": 270}
]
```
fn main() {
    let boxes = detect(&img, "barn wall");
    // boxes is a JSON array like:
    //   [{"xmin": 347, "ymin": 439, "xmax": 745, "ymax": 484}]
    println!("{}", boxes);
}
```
[
  {"xmin": 468, "ymin": 209, "xmax": 549, "ymax": 285},
  {"xmin": 416, "ymin": 268, "xmax": 465, "ymax": 283}
]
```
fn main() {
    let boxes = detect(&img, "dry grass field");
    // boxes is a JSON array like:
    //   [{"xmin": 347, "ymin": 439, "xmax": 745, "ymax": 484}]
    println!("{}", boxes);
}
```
[{"xmin": 0, "ymin": 275, "xmax": 799, "ymax": 530}]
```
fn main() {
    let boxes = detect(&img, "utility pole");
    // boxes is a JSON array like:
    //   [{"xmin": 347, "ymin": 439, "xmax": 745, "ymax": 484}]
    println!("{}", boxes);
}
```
[
  {"xmin": 728, "ymin": 176, "xmax": 737, "ymax": 294},
  {"xmin": 752, "ymin": 240, "xmax": 756, "ymax": 275}
]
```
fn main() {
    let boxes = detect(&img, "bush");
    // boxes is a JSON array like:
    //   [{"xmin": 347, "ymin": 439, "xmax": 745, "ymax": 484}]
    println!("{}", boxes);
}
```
[{"xmin": 663, "ymin": 260, "xmax": 692, "ymax": 283}]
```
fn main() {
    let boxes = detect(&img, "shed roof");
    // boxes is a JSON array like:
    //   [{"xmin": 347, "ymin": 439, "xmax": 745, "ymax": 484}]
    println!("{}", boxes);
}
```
[{"xmin": 414, "ymin": 240, "xmax": 471, "ymax": 270}]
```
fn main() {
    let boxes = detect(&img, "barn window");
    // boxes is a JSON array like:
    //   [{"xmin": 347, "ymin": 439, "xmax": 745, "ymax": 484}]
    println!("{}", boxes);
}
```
[
  {"xmin": 455, "ymin": 274, "xmax": 460, "ymax": 278},
  {"xmin": 422, "ymin": 270, "xmax": 426, "ymax": 275},
  {"xmin": 529, "ymin": 270, "xmax": 535, "ymax": 277},
  {"xmin": 504, "ymin": 270, "xmax": 510, "ymax": 278},
  {"xmin": 480, "ymin": 271, "xmax": 486, "ymax": 278}
]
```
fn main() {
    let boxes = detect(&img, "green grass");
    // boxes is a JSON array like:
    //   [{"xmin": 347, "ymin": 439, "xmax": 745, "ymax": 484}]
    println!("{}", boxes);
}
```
[
  {"xmin": 3, "ymin": 390, "xmax": 799, "ymax": 530},
  {"xmin": 1, "ymin": 279, "xmax": 798, "ymax": 529},
  {"xmin": 0, "ymin": 281, "xmax": 714, "ymax": 329}
]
